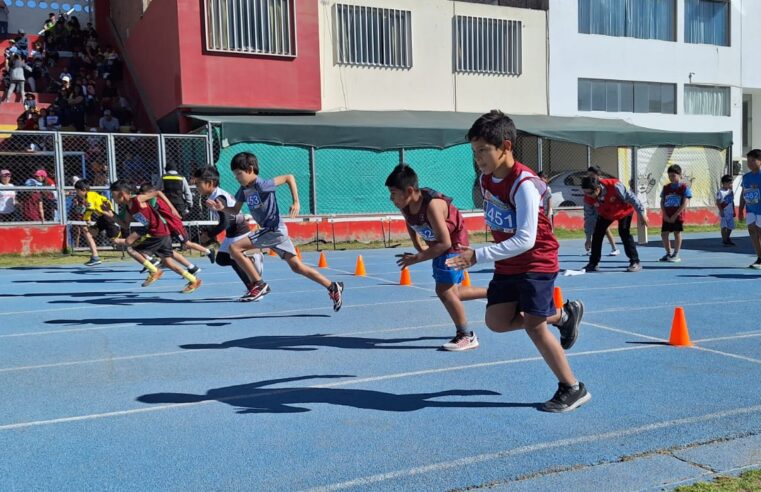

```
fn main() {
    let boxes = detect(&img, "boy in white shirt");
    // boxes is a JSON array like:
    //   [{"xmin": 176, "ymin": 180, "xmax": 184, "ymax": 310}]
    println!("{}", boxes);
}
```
[{"xmin": 716, "ymin": 174, "xmax": 735, "ymax": 246}]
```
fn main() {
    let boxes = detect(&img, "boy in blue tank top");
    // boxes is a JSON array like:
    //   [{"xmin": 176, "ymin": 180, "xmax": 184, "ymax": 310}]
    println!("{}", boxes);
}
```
[
  {"xmin": 739, "ymin": 149, "xmax": 761, "ymax": 268},
  {"xmin": 386, "ymin": 163, "xmax": 486, "ymax": 351}
]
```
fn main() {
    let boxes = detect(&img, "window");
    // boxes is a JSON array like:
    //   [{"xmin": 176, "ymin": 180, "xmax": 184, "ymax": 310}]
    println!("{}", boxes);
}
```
[
  {"xmin": 684, "ymin": 85, "xmax": 730, "ymax": 116},
  {"xmin": 685, "ymin": 0, "xmax": 729, "ymax": 46},
  {"xmin": 334, "ymin": 4, "xmax": 412, "ymax": 69},
  {"xmin": 204, "ymin": 0, "xmax": 296, "ymax": 56},
  {"xmin": 578, "ymin": 0, "xmax": 675, "ymax": 41},
  {"xmin": 454, "ymin": 16, "xmax": 522, "ymax": 75},
  {"xmin": 578, "ymin": 78, "xmax": 675, "ymax": 114}
]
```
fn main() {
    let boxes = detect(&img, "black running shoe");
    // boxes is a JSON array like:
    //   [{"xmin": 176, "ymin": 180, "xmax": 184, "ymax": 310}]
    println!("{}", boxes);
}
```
[
  {"xmin": 188, "ymin": 265, "xmax": 201, "ymax": 275},
  {"xmin": 207, "ymin": 249, "xmax": 217, "ymax": 264},
  {"xmin": 541, "ymin": 382, "xmax": 591, "ymax": 413},
  {"xmin": 328, "ymin": 282, "xmax": 344, "ymax": 312},
  {"xmin": 582, "ymin": 263, "xmax": 599, "ymax": 272},
  {"xmin": 557, "ymin": 300, "xmax": 583, "ymax": 350},
  {"xmin": 239, "ymin": 282, "xmax": 270, "ymax": 302}
]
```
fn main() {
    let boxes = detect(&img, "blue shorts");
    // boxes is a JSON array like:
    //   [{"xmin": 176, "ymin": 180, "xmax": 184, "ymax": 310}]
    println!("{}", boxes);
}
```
[
  {"xmin": 486, "ymin": 272, "xmax": 558, "ymax": 317},
  {"xmin": 432, "ymin": 252, "xmax": 464, "ymax": 285}
]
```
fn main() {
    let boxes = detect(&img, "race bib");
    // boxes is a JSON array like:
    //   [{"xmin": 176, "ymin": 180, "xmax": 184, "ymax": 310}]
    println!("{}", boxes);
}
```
[
  {"xmin": 484, "ymin": 199, "xmax": 516, "ymax": 233},
  {"xmin": 664, "ymin": 194, "xmax": 682, "ymax": 208},
  {"xmin": 133, "ymin": 212, "xmax": 149, "ymax": 226},
  {"xmin": 246, "ymin": 192, "xmax": 262, "ymax": 209},
  {"xmin": 744, "ymin": 188, "xmax": 760, "ymax": 205},
  {"xmin": 411, "ymin": 224, "xmax": 436, "ymax": 241}
]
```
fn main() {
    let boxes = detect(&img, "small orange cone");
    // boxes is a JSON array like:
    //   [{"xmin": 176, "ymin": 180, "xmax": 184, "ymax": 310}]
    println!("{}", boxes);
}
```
[
  {"xmin": 669, "ymin": 307, "xmax": 692, "ymax": 346},
  {"xmin": 318, "ymin": 251, "xmax": 328, "ymax": 268},
  {"xmin": 354, "ymin": 255, "xmax": 366, "ymax": 276},
  {"xmin": 268, "ymin": 248, "xmax": 277, "ymax": 256},
  {"xmin": 553, "ymin": 286, "xmax": 564, "ymax": 310},
  {"xmin": 296, "ymin": 247, "xmax": 303, "ymax": 261},
  {"xmin": 399, "ymin": 267, "xmax": 412, "ymax": 286},
  {"xmin": 462, "ymin": 270, "xmax": 471, "ymax": 287}
]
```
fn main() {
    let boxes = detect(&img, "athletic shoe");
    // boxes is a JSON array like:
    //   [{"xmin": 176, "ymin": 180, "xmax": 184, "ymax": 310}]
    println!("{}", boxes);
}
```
[
  {"xmin": 582, "ymin": 263, "xmax": 599, "ymax": 272},
  {"xmin": 557, "ymin": 300, "xmax": 583, "ymax": 350},
  {"xmin": 626, "ymin": 262, "xmax": 642, "ymax": 272},
  {"xmin": 141, "ymin": 269, "xmax": 164, "ymax": 287},
  {"xmin": 608, "ymin": 249, "xmax": 620, "ymax": 256},
  {"xmin": 84, "ymin": 257, "xmax": 102, "ymax": 266},
  {"xmin": 658, "ymin": 254, "xmax": 671, "ymax": 262},
  {"xmin": 188, "ymin": 265, "xmax": 201, "ymax": 275},
  {"xmin": 750, "ymin": 259, "xmax": 761, "ymax": 269},
  {"xmin": 441, "ymin": 331, "xmax": 479, "ymax": 351},
  {"xmin": 252, "ymin": 252, "xmax": 264, "ymax": 276},
  {"xmin": 207, "ymin": 249, "xmax": 217, "ymax": 264},
  {"xmin": 541, "ymin": 382, "xmax": 591, "ymax": 413},
  {"xmin": 727, "ymin": 240, "xmax": 736, "ymax": 246},
  {"xmin": 181, "ymin": 278, "xmax": 202, "ymax": 294},
  {"xmin": 328, "ymin": 282, "xmax": 344, "ymax": 312},
  {"xmin": 667, "ymin": 254, "xmax": 681, "ymax": 263},
  {"xmin": 239, "ymin": 282, "xmax": 271, "ymax": 302}
]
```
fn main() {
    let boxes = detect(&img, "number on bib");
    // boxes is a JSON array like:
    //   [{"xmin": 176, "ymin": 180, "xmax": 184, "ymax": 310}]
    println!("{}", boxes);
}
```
[
  {"xmin": 744, "ymin": 188, "xmax": 760, "ymax": 205},
  {"xmin": 412, "ymin": 224, "xmax": 436, "ymax": 241},
  {"xmin": 484, "ymin": 200, "xmax": 515, "ymax": 232},
  {"xmin": 664, "ymin": 194, "xmax": 682, "ymax": 208},
  {"xmin": 133, "ymin": 213, "xmax": 149, "ymax": 226},
  {"xmin": 247, "ymin": 193, "xmax": 262, "ymax": 208}
]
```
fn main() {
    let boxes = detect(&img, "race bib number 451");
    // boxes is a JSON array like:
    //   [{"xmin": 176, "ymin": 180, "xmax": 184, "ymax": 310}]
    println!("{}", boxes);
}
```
[{"xmin": 484, "ymin": 200, "xmax": 516, "ymax": 233}]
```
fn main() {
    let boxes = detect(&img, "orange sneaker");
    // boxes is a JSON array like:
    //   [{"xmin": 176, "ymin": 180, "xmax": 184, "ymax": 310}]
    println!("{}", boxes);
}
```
[
  {"xmin": 181, "ymin": 278, "xmax": 202, "ymax": 294},
  {"xmin": 141, "ymin": 269, "xmax": 164, "ymax": 287}
]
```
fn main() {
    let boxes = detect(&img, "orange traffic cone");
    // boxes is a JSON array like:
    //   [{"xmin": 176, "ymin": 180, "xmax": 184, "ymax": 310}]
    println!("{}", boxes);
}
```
[
  {"xmin": 268, "ymin": 248, "xmax": 277, "ymax": 256},
  {"xmin": 669, "ymin": 307, "xmax": 692, "ymax": 346},
  {"xmin": 318, "ymin": 251, "xmax": 328, "ymax": 268},
  {"xmin": 399, "ymin": 267, "xmax": 412, "ymax": 286},
  {"xmin": 462, "ymin": 270, "xmax": 472, "ymax": 287},
  {"xmin": 553, "ymin": 286, "xmax": 564, "ymax": 310},
  {"xmin": 354, "ymin": 255, "xmax": 366, "ymax": 276},
  {"xmin": 296, "ymin": 247, "xmax": 303, "ymax": 261}
]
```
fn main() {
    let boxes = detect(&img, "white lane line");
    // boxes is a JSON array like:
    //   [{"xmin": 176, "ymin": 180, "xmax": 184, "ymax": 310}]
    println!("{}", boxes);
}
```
[
  {"xmin": 588, "ymin": 297, "xmax": 758, "ymax": 314},
  {"xmin": 302, "ymin": 404, "xmax": 761, "ymax": 492},
  {"xmin": 694, "ymin": 332, "xmax": 761, "ymax": 343},
  {"xmin": 566, "ymin": 277, "xmax": 761, "ymax": 292},
  {"xmin": 0, "ymin": 345, "xmax": 657, "ymax": 431},
  {"xmin": 582, "ymin": 321, "xmax": 665, "ymax": 342},
  {"xmin": 691, "ymin": 346, "xmax": 761, "ymax": 365}
]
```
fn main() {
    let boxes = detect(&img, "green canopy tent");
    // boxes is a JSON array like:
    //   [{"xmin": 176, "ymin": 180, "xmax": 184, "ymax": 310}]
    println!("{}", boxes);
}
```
[{"xmin": 189, "ymin": 110, "xmax": 732, "ymax": 150}]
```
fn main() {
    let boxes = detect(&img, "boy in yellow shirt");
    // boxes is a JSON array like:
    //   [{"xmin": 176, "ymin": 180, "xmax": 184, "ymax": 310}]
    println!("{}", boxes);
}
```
[{"xmin": 74, "ymin": 179, "xmax": 121, "ymax": 266}]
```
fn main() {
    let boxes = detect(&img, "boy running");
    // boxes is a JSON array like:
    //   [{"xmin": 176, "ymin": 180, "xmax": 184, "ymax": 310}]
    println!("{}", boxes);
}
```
[
  {"xmin": 110, "ymin": 180, "xmax": 202, "ymax": 293},
  {"xmin": 739, "ymin": 149, "xmax": 761, "ymax": 268},
  {"xmin": 658, "ymin": 165, "xmax": 692, "ymax": 263},
  {"xmin": 194, "ymin": 166, "xmax": 265, "ymax": 293},
  {"xmin": 386, "ymin": 163, "xmax": 485, "ymax": 351},
  {"xmin": 73, "ymin": 179, "xmax": 121, "ymax": 266},
  {"xmin": 208, "ymin": 152, "xmax": 344, "ymax": 309},
  {"xmin": 447, "ymin": 110, "xmax": 589, "ymax": 413},
  {"xmin": 716, "ymin": 174, "xmax": 735, "ymax": 246}
]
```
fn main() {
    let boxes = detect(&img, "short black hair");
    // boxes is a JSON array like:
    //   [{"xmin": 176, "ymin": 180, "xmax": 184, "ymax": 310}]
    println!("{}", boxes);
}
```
[
  {"xmin": 667, "ymin": 164, "xmax": 682, "ymax": 175},
  {"xmin": 581, "ymin": 176, "xmax": 599, "ymax": 191},
  {"xmin": 164, "ymin": 161, "xmax": 178, "ymax": 172},
  {"xmin": 747, "ymin": 149, "xmax": 761, "ymax": 160},
  {"xmin": 74, "ymin": 179, "xmax": 90, "ymax": 191},
  {"xmin": 466, "ymin": 110, "xmax": 517, "ymax": 149},
  {"xmin": 109, "ymin": 180, "xmax": 134, "ymax": 194},
  {"xmin": 587, "ymin": 165, "xmax": 603, "ymax": 176},
  {"xmin": 721, "ymin": 174, "xmax": 733, "ymax": 184},
  {"xmin": 231, "ymin": 152, "xmax": 259, "ymax": 174},
  {"xmin": 385, "ymin": 163, "xmax": 418, "ymax": 190},
  {"xmin": 194, "ymin": 166, "xmax": 220, "ymax": 186}
]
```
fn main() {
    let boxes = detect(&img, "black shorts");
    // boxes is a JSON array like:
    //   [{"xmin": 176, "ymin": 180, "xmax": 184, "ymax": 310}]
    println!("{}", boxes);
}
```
[
  {"xmin": 94, "ymin": 214, "xmax": 121, "ymax": 239},
  {"xmin": 134, "ymin": 235, "xmax": 173, "ymax": 259},
  {"xmin": 661, "ymin": 219, "xmax": 684, "ymax": 232},
  {"xmin": 486, "ymin": 272, "xmax": 558, "ymax": 318}
]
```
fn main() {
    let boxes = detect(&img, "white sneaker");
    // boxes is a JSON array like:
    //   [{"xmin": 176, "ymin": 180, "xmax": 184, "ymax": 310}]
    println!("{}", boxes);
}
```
[
  {"xmin": 609, "ymin": 249, "xmax": 620, "ymax": 256},
  {"xmin": 441, "ymin": 332, "xmax": 479, "ymax": 351}
]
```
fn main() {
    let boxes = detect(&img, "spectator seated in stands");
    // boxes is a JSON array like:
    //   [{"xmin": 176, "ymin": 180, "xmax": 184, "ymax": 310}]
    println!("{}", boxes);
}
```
[
  {"xmin": 18, "ymin": 108, "xmax": 39, "ymax": 130},
  {"xmin": 37, "ymin": 107, "xmax": 60, "ymax": 131},
  {"xmin": 23, "ymin": 92, "xmax": 36, "ymax": 112},
  {"xmin": 98, "ymin": 109, "xmax": 119, "ymax": 132}
]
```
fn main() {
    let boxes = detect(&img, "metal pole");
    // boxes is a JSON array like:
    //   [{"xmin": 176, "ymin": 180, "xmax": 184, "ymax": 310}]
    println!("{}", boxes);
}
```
[
  {"xmin": 54, "ymin": 132, "xmax": 66, "ymax": 227},
  {"xmin": 537, "ymin": 137, "xmax": 543, "ymax": 173},
  {"xmin": 309, "ymin": 146, "xmax": 317, "ymax": 215},
  {"xmin": 632, "ymin": 147, "xmax": 648, "ymax": 245},
  {"xmin": 206, "ymin": 122, "xmax": 215, "ymax": 167},
  {"xmin": 725, "ymin": 145, "xmax": 733, "ymax": 176},
  {"xmin": 399, "ymin": 147, "xmax": 405, "ymax": 164},
  {"xmin": 586, "ymin": 145, "xmax": 591, "ymax": 168}
]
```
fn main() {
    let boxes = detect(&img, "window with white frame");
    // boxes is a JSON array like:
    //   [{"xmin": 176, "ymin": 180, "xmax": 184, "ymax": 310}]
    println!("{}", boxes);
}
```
[
  {"xmin": 578, "ymin": 0, "xmax": 675, "ymax": 41},
  {"xmin": 454, "ymin": 16, "xmax": 521, "ymax": 75},
  {"xmin": 333, "ymin": 4, "xmax": 412, "ymax": 69},
  {"xmin": 578, "ymin": 78, "xmax": 676, "ymax": 114},
  {"xmin": 204, "ymin": 0, "xmax": 296, "ymax": 56},
  {"xmin": 684, "ymin": 85, "xmax": 730, "ymax": 116},
  {"xmin": 685, "ymin": 0, "xmax": 730, "ymax": 46}
]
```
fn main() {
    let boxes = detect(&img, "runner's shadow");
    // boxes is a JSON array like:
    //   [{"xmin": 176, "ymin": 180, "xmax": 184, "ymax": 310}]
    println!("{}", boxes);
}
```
[
  {"xmin": 137, "ymin": 375, "xmax": 541, "ymax": 413},
  {"xmin": 677, "ymin": 273, "xmax": 761, "ymax": 279},
  {"xmin": 0, "ymin": 290, "xmax": 137, "ymax": 299},
  {"xmin": 47, "ymin": 296, "xmax": 234, "ymax": 306},
  {"xmin": 46, "ymin": 314, "xmax": 330, "ymax": 327},
  {"xmin": 180, "ymin": 334, "xmax": 450, "ymax": 351},
  {"xmin": 13, "ymin": 279, "xmax": 134, "ymax": 284}
]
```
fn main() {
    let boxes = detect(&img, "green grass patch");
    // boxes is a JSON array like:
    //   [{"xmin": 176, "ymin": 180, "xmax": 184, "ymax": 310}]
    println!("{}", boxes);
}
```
[{"xmin": 674, "ymin": 468, "xmax": 761, "ymax": 491}]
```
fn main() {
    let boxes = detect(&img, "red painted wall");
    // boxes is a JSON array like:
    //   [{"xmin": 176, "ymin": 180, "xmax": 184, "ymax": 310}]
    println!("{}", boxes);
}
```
[
  {"xmin": 0, "ymin": 226, "xmax": 66, "ymax": 255},
  {"xmin": 175, "ymin": 0, "xmax": 321, "ymax": 112}
]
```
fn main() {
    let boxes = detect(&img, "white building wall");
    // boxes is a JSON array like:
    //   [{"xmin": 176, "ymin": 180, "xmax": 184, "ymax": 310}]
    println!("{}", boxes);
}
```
[
  {"xmin": 318, "ymin": 0, "xmax": 548, "ymax": 115},
  {"xmin": 548, "ymin": 0, "xmax": 742, "ymax": 157}
]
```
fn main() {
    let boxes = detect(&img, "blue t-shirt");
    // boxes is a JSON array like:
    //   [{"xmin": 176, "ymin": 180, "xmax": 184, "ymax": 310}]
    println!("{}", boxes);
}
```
[
  {"xmin": 742, "ymin": 171, "xmax": 761, "ymax": 215},
  {"xmin": 235, "ymin": 178, "xmax": 281, "ymax": 230}
]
